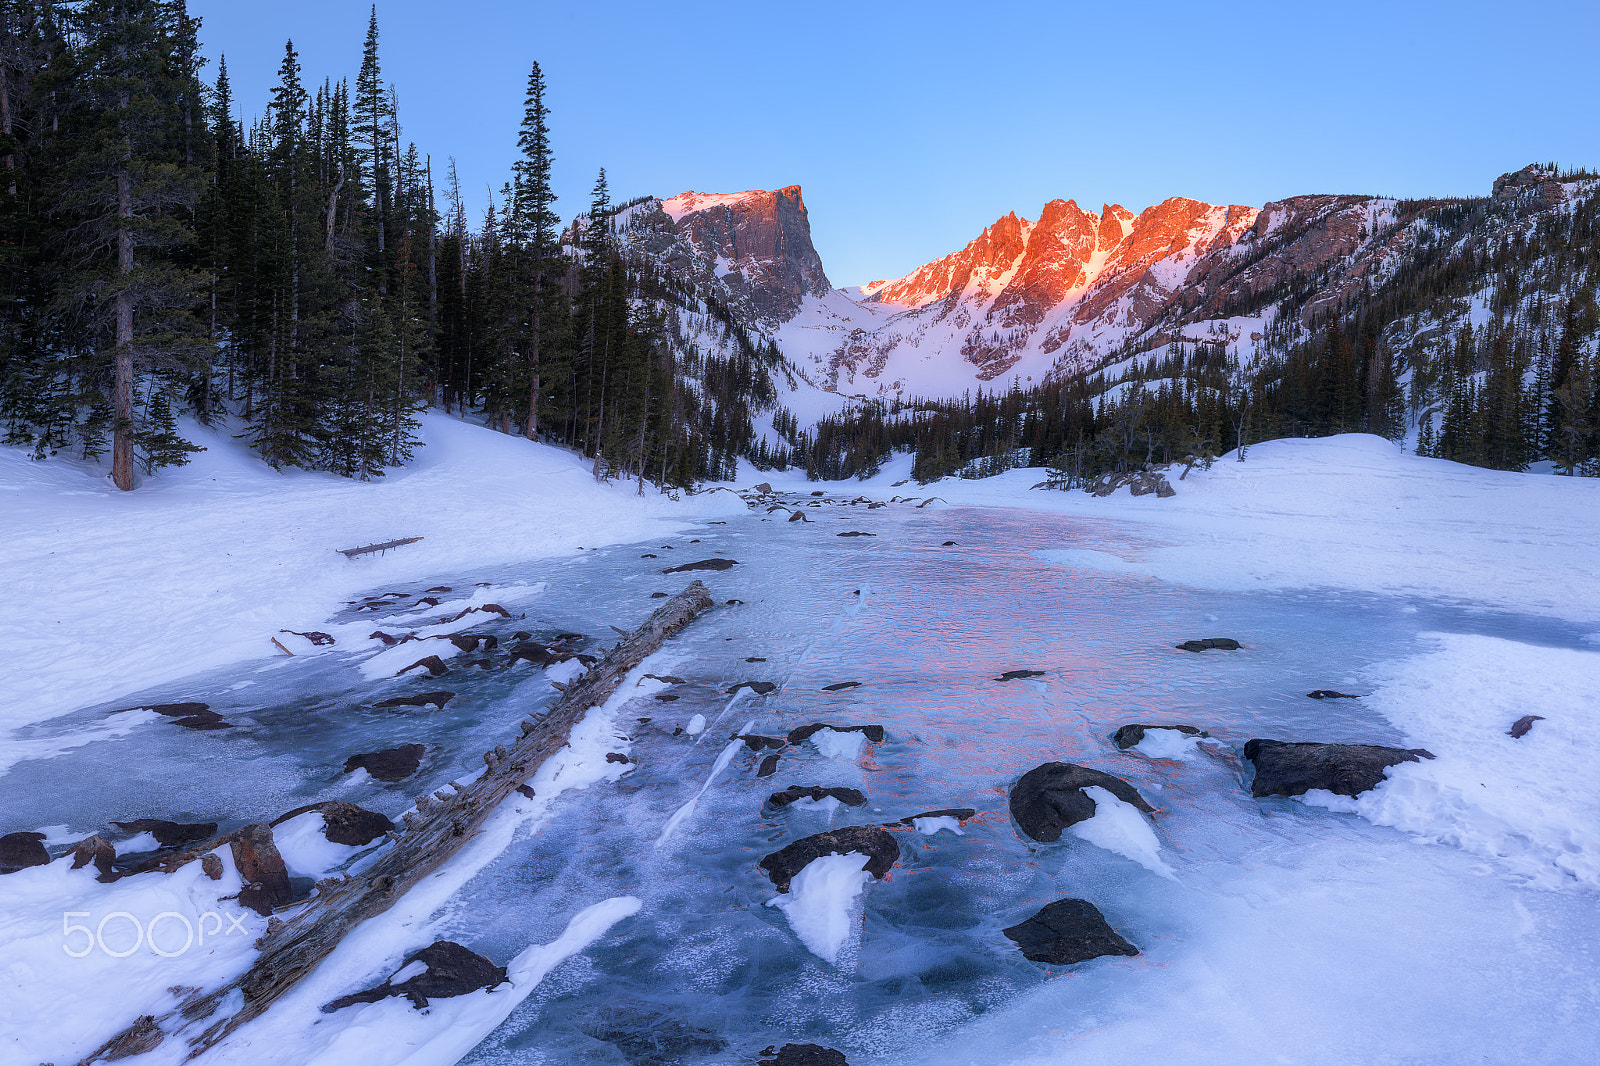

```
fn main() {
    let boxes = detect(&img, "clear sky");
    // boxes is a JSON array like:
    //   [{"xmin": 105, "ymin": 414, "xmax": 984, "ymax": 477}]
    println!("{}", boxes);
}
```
[{"xmin": 189, "ymin": 0, "xmax": 1600, "ymax": 288}]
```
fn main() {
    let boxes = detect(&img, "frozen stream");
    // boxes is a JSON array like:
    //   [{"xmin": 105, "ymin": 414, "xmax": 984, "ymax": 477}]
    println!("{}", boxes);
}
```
[{"xmin": 5, "ymin": 494, "xmax": 1598, "ymax": 1064}]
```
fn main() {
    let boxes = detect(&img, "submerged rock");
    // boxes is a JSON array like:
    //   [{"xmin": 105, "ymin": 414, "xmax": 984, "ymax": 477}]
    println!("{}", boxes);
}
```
[
  {"xmin": 787, "ymin": 723, "xmax": 884, "ymax": 745},
  {"xmin": 1002, "ymin": 898, "xmax": 1139, "ymax": 965},
  {"xmin": 995, "ymin": 669, "xmax": 1046, "ymax": 681},
  {"xmin": 1009, "ymin": 762, "xmax": 1155, "ymax": 842},
  {"xmin": 821, "ymin": 681, "xmax": 861, "ymax": 691},
  {"xmin": 1306, "ymin": 689, "xmax": 1362, "ymax": 699},
  {"xmin": 1110, "ymin": 723, "xmax": 1207, "ymax": 750},
  {"xmin": 323, "ymin": 941, "xmax": 507, "ymax": 1011},
  {"xmin": 1243, "ymin": 739, "xmax": 1434, "ymax": 798},
  {"xmin": 788, "ymin": 510, "xmax": 810, "ymax": 522},
  {"xmin": 343, "ymin": 743, "xmax": 427, "ymax": 782},
  {"xmin": 1176, "ymin": 637, "xmax": 1241, "ymax": 652},
  {"xmin": 112, "ymin": 819, "xmax": 218, "ymax": 849},
  {"xmin": 757, "ymin": 754, "xmax": 781, "ymax": 778},
  {"xmin": 396, "ymin": 654, "xmax": 450, "ymax": 678},
  {"xmin": 374, "ymin": 691, "xmax": 455, "ymax": 710},
  {"xmin": 0, "ymin": 831, "xmax": 49, "ymax": 873},
  {"xmin": 271, "ymin": 800, "xmax": 393, "ymax": 847},
  {"xmin": 898, "ymin": 807, "xmax": 977, "ymax": 825},
  {"xmin": 759, "ymin": 826, "xmax": 900, "ymax": 892},
  {"xmin": 760, "ymin": 1044, "xmax": 850, "ymax": 1066},
  {"xmin": 727, "ymin": 680, "xmax": 777, "ymax": 695},
  {"xmin": 767, "ymin": 785, "xmax": 867, "ymax": 809},
  {"xmin": 836, "ymin": 531, "xmax": 875, "ymax": 537},
  {"xmin": 737, "ymin": 734, "xmax": 787, "ymax": 751},
  {"xmin": 662, "ymin": 558, "xmax": 738, "ymax": 573}
]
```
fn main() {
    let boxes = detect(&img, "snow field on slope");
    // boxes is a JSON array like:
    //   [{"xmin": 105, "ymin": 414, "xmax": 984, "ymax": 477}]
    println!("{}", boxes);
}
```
[
  {"xmin": 1301, "ymin": 632, "xmax": 1600, "ymax": 889},
  {"xmin": 0, "ymin": 411, "xmax": 745, "ymax": 744}
]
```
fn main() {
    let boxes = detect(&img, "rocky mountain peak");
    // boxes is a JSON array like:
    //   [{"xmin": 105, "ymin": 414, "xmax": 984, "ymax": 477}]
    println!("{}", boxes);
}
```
[{"xmin": 653, "ymin": 186, "xmax": 831, "ymax": 323}]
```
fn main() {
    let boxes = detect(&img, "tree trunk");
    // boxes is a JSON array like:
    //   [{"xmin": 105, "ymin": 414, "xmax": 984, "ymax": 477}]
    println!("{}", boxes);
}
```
[{"xmin": 112, "ymin": 160, "xmax": 135, "ymax": 491}]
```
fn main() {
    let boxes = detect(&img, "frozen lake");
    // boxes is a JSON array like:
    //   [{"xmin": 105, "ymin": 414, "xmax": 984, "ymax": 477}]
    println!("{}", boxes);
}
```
[{"xmin": 5, "ymin": 494, "xmax": 1597, "ymax": 1065}]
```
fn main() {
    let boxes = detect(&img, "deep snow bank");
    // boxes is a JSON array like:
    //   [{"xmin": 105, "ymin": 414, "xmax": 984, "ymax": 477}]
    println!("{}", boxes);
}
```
[{"xmin": 0, "ymin": 412, "xmax": 744, "ymax": 736}]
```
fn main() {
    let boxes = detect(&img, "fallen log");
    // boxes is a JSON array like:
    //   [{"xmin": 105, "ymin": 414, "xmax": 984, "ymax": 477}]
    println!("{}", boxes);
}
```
[
  {"xmin": 78, "ymin": 580, "xmax": 716, "ymax": 1065},
  {"xmin": 335, "ymin": 536, "xmax": 424, "ymax": 560}
]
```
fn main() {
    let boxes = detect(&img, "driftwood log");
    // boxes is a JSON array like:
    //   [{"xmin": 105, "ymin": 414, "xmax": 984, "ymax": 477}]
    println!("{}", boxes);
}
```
[
  {"xmin": 336, "ymin": 536, "xmax": 424, "ymax": 560},
  {"xmin": 77, "ymin": 580, "xmax": 715, "ymax": 1065}
]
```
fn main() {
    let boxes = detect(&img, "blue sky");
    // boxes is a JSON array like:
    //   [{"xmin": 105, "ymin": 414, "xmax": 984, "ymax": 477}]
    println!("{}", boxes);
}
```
[{"xmin": 190, "ymin": 0, "xmax": 1600, "ymax": 287}]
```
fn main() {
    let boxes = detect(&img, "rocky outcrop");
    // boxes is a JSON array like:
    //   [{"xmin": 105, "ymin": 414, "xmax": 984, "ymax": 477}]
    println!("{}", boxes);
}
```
[
  {"xmin": 1243, "ymin": 739, "xmax": 1434, "ymax": 798},
  {"xmin": 0, "ymin": 830, "xmax": 49, "ymax": 873},
  {"xmin": 271, "ymin": 801, "xmax": 393, "ymax": 847},
  {"xmin": 323, "ymin": 941, "xmax": 507, "ymax": 1011},
  {"xmin": 1002, "ymin": 898, "xmax": 1139, "ymax": 965},
  {"xmin": 759, "ymin": 826, "xmax": 900, "ymax": 893},
  {"xmin": 1009, "ymin": 763, "xmax": 1155, "ymax": 842},
  {"xmin": 1176, "ymin": 637, "xmax": 1241, "ymax": 652},
  {"xmin": 113, "ymin": 819, "xmax": 218, "ymax": 848},
  {"xmin": 343, "ymin": 743, "xmax": 426, "ymax": 782},
  {"xmin": 760, "ymin": 1044, "xmax": 850, "ymax": 1066},
  {"xmin": 767, "ymin": 785, "xmax": 867, "ymax": 809},
  {"xmin": 1111, "ymin": 723, "xmax": 1207, "ymax": 750},
  {"xmin": 622, "ymin": 188, "xmax": 831, "ymax": 326}
]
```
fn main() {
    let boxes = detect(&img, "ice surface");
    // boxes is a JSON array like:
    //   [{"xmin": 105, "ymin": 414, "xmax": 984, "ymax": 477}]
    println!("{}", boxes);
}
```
[
  {"xmin": 912, "ymin": 815, "xmax": 964, "ymax": 835},
  {"xmin": 1068, "ymin": 785, "xmax": 1174, "ymax": 878},
  {"xmin": 767, "ymin": 853, "xmax": 873, "ymax": 964},
  {"xmin": 273, "ymin": 811, "xmax": 364, "ymax": 880},
  {"xmin": 5, "ymin": 440, "xmax": 1600, "ymax": 1065}
]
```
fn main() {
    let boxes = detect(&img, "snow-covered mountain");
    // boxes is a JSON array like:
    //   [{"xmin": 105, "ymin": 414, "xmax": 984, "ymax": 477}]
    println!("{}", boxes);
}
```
[{"xmin": 614, "ymin": 166, "xmax": 1598, "ymax": 407}]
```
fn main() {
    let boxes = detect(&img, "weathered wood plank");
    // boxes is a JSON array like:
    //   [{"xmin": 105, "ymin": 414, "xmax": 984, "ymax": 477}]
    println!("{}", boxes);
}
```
[{"xmin": 76, "ymin": 580, "xmax": 716, "ymax": 1065}]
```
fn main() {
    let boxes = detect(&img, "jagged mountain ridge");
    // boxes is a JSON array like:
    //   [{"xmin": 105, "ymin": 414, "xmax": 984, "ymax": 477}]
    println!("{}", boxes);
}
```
[{"xmin": 611, "ymin": 166, "xmax": 1596, "ymax": 411}]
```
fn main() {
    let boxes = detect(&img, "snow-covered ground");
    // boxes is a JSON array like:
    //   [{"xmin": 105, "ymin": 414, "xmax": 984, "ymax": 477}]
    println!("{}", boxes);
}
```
[
  {"xmin": 3, "ymin": 425, "xmax": 1598, "ymax": 1065},
  {"xmin": 0, "ymin": 411, "xmax": 744, "ymax": 746}
]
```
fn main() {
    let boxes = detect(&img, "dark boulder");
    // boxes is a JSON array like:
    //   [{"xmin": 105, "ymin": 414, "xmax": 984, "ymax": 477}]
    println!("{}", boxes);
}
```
[
  {"xmin": 1508, "ymin": 715, "xmax": 1544, "ymax": 739},
  {"xmin": 323, "ymin": 941, "xmax": 507, "ymax": 1011},
  {"xmin": 941, "ymin": 541, "xmax": 957, "ymax": 546},
  {"xmin": 605, "ymin": 752, "xmax": 631, "ymax": 764},
  {"xmin": 643, "ymin": 673, "xmax": 686, "ymax": 684},
  {"xmin": 759, "ymin": 826, "xmax": 899, "ymax": 892},
  {"xmin": 821, "ymin": 681, "xmax": 861, "ymax": 691},
  {"xmin": 768, "ymin": 785, "xmax": 867, "ymax": 810},
  {"xmin": 737, "ymin": 735, "xmax": 787, "ymax": 751},
  {"xmin": 757, "ymin": 754, "xmax": 781, "ymax": 778},
  {"xmin": 662, "ymin": 558, "xmax": 738, "ymax": 573},
  {"xmin": 1009, "ymin": 762, "xmax": 1154, "ymax": 842},
  {"xmin": 1002, "ymin": 898, "xmax": 1139, "ymax": 965},
  {"xmin": 1243, "ymin": 739, "xmax": 1434, "ymax": 798},
  {"xmin": 836, "ymin": 531, "xmax": 876, "ymax": 537},
  {"xmin": 728, "ymin": 680, "xmax": 777, "ymax": 695},
  {"xmin": 0, "ymin": 830, "xmax": 49, "ymax": 873},
  {"xmin": 650, "ymin": 592, "xmax": 669, "ymax": 598},
  {"xmin": 1176, "ymin": 637, "xmax": 1241, "ymax": 652},
  {"xmin": 1306, "ymin": 690, "xmax": 1361, "ymax": 700},
  {"xmin": 995, "ymin": 669, "xmax": 1046, "ymax": 681},
  {"xmin": 787, "ymin": 723, "xmax": 884, "ymax": 745},
  {"xmin": 788, "ymin": 510, "xmax": 809, "ymax": 523},
  {"xmin": 271, "ymin": 801, "xmax": 393, "ymax": 847},
  {"xmin": 746, "ymin": 656, "xmax": 767, "ymax": 662},
  {"xmin": 655, "ymin": 694, "xmax": 680, "ymax": 702},
  {"xmin": 1110, "ymin": 723, "xmax": 1207, "ymax": 750},
  {"xmin": 760, "ymin": 1045, "xmax": 850, "ymax": 1066},
  {"xmin": 231, "ymin": 823, "xmax": 293, "ymax": 915},
  {"xmin": 113, "ymin": 819, "xmax": 218, "ymax": 849},
  {"xmin": 115, "ymin": 701, "xmax": 209, "ymax": 717},
  {"xmin": 343, "ymin": 743, "xmax": 427, "ymax": 782},
  {"xmin": 374, "ymin": 691, "xmax": 455, "ymax": 710}
]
